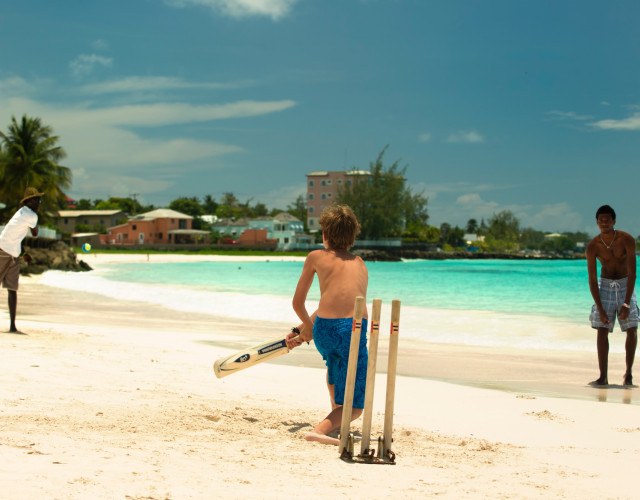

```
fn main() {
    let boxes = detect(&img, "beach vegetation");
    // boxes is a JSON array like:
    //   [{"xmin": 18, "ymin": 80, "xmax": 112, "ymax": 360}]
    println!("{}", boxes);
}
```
[
  {"xmin": 466, "ymin": 218, "xmax": 479, "ymax": 233},
  {"xmin": 337, "ymin": 146, "xmax": 428, "ymax": 240},
  {"xmin": 95, "ymin": 196, "xmax": 150, "ymax": 215},
  {"xmin": 439, "ymin": 222, "xmax": 466, "ymax": 248},
  {"xmin": 0, "ymin": 114, "xmax": 71, "ymax": 223}
]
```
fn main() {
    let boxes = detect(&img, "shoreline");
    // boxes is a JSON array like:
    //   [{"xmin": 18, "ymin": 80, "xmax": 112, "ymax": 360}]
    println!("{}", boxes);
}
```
[
  {"xmin": 21, "ymin": 257, "xmax": 639, "ymax": 406},
  {"xmin": 2, "ymin": 259, "xmax": 640, "ymax": 497}
]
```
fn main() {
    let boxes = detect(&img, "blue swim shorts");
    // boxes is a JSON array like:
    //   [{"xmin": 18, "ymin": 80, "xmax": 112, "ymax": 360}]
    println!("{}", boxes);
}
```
[
  {"xmin": 313, "ymin": 316, "xmax": 368, "ymax": 409},
  {"xmin": 590, "ymin": 277, "xmax": 639, "ymax": 332}
]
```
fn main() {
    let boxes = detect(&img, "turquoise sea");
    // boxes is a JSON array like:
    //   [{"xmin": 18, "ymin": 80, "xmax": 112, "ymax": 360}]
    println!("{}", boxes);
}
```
[{"xmin": 41, "ymin": 258, "xmax": 637, "ymax": 354}]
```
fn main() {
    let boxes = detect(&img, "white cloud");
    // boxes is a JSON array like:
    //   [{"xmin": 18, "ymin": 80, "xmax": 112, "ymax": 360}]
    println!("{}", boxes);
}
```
[
  {"xmin": 411, "ymin": 181, "xmax": 509, "ymax": 196},
  {"xmin": 71, "ymin": 169, "xmax": 175, "ymax": 199},
  {"xmin": 589, "ymin": 112, "xmax": 640, "ymax": 131},
  {"xmin": 427, "ymin": 191, "xmax": 583, "ymax": 232},
  {"xmin": 69, "ymin": 54, "xmax": 114, "ymax": 77},
  {"xmin": 5, "ymin": 97, "xmax": 296, "ymax": 129},
  {"xmin": 163, "ymin": 0, "xmax": 299, "ymax": 20},
  {"xmin": 601, "ymin": 101, "xmax": 610, "ymax": 106},
  {"xmin": 446, "ymin": 130, "xmax": 484, "ymax": 143},
  {"xmin": 0, "ymin": 76, "xmax": 32, "ymax": 95},
  {"xmin": 254, "ymin": 183, "xmax": 306, "ymax": 208},
  {"xmin": 0, "ymin": 95, "xmax": 295, "ymax": 176},
  {"xmin": 81, "ymin": 76, "xmax": 253, "ymax": 94},
  {"xmin": 418, "ymin": 132, "xmax": 431, "ymax": 143},
  {"xmin": 546, "ymin": 110, "xmax": 593, "ymax": 121},
  {"xmin": 92, "ymin": 39, "xmax": 109, "ymax": 51},
  {"xmin": 523, "ymin": 202, "xmax": 582, "ymax": 231}
]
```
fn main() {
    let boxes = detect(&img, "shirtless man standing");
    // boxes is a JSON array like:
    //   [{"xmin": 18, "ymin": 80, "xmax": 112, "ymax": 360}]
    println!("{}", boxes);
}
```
[{"xmin": 586, "ymin": 205, "xmax": 638, "ymax": 386}]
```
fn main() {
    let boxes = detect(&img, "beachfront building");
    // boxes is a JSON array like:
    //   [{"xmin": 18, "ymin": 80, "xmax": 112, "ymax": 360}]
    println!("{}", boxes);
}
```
[
  {"xmin": 249, "ymin": 212, "xmax": 310, "ymax": 250},
  {"xmin": 306, "ymin": 170, "xmax": 370, "ymax": 231},
  {"xmin": 54, "ymin": 210, "xmax": 125, "ymax": 235},
  {"xmin": 104, "ymin": 208, "xmax": 209, "ymax": 246},
  {"xmin": 213, "ymin": 213, "xmax": 311, "ymax": 250},
  {"xmin": 212, "ymin": 218, "xmax": 251, "ymax": 239}
]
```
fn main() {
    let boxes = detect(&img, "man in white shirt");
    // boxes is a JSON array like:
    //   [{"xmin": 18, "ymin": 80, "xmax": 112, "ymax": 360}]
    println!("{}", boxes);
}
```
[{"xmin": 0, "ymin": 187, "xmax": 43, "ymax": 333}]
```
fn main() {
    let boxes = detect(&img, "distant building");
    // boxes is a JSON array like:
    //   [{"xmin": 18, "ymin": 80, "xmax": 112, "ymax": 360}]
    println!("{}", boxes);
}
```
[
  {"xmin": 105, "ymin": 208, "xmax": 209, "ymax": 246},
  {"xmin": 213, "ymin": 212, "xmax": 311, "ymax": 250},
  {"xmin": 54, "ymin": 210, "xmax": 125, "ymax": 234},
  {"xmin": 306, "ymin": 170, "xmax": 370, "ymax": 231}
]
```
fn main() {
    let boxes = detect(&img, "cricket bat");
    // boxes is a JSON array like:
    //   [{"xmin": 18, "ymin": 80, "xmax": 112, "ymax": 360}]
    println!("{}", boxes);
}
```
[{"xmin": 213, "ymin": 335, "xmax": 299, "ymax": 378}]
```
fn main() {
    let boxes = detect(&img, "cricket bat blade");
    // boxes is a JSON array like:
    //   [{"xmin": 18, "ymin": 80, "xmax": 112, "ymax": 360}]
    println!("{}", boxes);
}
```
[{"xmin": 213, "ymin": 335, "xmax": 296, "ymax": 378}]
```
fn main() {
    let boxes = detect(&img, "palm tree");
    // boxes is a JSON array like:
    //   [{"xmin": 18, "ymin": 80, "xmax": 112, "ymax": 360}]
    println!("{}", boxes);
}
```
[{"xmin": 0, "ymin": 115, "xmax": 71, "ymax": 222}]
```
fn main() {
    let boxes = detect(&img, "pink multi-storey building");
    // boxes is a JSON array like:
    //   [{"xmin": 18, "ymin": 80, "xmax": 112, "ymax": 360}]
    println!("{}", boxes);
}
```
[{"xmin": 306, "ymin": 170, "xmax": 369, "ymax": 231}]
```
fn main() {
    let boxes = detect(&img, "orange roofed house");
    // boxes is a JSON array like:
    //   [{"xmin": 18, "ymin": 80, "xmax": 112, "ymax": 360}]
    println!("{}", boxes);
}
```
[{"xmin": 104, "ymin": 208, "xmax": 210, "ymax": 246}]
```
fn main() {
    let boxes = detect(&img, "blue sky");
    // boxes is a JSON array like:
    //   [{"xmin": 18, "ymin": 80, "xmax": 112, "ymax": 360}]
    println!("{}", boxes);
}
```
[{"xmin": 1, "ymin": 0, "xmax": 639, "ymax": 235}]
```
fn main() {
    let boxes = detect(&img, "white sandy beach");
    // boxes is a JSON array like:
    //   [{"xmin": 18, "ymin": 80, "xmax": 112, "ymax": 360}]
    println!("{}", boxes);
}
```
[{"xmin": 1, "ymin": 254, "xmax": 639, "ymax": 498}]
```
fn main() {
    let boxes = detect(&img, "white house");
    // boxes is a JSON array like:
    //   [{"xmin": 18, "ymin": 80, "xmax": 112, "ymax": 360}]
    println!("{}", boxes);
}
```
[{"xmin": 249, "ymin": 212, "xmax": 308, "ymax": 251}]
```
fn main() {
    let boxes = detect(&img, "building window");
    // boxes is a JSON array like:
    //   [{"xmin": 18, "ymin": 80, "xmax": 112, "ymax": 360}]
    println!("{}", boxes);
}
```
[
  {"xmin": 64, "ymin": 218, "xmax": 68, "ymax": 224},
  {"xmin": 321, "ymin": 180, "xmax": 326, "ymax": 186},
  {"xmin": 309, "ymin": 194, "xmax": 314, "ymax": 200},
  {"xmin": 179, "ymin": 220, "xmax": 187, "ymax": 229},
  {"xmin": 327, "ymin": 180, "xmax": 332, "ymax": 185},
  {"xmin": 338, "ymin": 180, "xmax": 342, "ymax": 184},
  {"xmin": 124, "ymin": 233, "xmax": 128, "ymax": 239},
  {"xmin": 347, "ymin": 180, "xmax": 352, "ymax": 186},
  {"xmin": 321, "ymin": 194, "xmax": 326, "ymax": 200},
  {"xmin": 327, "ymin": 193, "xmax": 332, "ymax": 198},
  {"xmin": 284, "ymin": 237, "xmax": 290, "ymax": 244},
  {"xmin": 132, "ymin": 224, "xmax": 137, "ymax": 230},
  {"xmin": 310, "ymin": 219, "xmax": 314, "ymax": 226},
  {"xmin": 309, "ymin": 180, "xmax": 314, "ymax": 186},
  {"xmin": 158, "ymin": 233, "xmax": 163, "ymax": 239},
  {"xmin": 309, "ymin": 207, "xmax": 314, "ymax": 213}
]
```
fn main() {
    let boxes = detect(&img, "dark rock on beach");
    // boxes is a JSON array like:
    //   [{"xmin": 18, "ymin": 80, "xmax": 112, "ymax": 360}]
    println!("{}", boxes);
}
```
[{"xmin": 20, "ymin": 238, "xmax": 92, "ymax": 275}]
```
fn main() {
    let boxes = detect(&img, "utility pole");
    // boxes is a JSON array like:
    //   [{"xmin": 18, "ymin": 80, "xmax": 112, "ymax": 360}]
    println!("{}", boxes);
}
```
[{"xmin": 130, "ymin": 193, "xmax": 139, "ymax": 215}]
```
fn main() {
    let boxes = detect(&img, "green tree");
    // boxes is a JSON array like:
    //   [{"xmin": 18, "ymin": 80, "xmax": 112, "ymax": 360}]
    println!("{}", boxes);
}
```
[
  {"xmin": 169, "ymin": 196, "xmax": 207, "ymax": 229},
  {"xmin": 337, "ymin": 146, "xmax": 428, "ymax": 240},
  {"xmin": 0, "ymin": 115, "xmax": 71, "ymax": 223},
  {"xmin": 487, "ymin": 210, "xmax": 520, "ymax": 245},
  {"xmin": 466, "ymin": 218, "xmax": 478, "ymax": 233},
  {"xmin": 169, "ymin": 197, "xmax": 204, "ymax": 218},
  {"xmin": 286, "ymin": 195, "xmax": 307, "ymax": 228},
  {"xmin": 252, "ymin": 202, "xmax": 269, "ymax": 217},
  {"xmin": 76, "ymin": 198, "xmax": 93, "ymax": 210},
  {"xmin": 201, "ymin": 194, "xmax": 218, "ymax": 214},
  {"xmin": 540, "ymin": 236, "xmax": 575, "ymax": 253},
  {"xmin": 216, "ymin": 192, "xmax": 249, "ymax": 219},
  {"xmin": 520, "ymin": 227, "xmax": 545, "ymax": 249},
  {"xmin": 94, "ymin": 196, "xmax": 146, "ymax": 214}
]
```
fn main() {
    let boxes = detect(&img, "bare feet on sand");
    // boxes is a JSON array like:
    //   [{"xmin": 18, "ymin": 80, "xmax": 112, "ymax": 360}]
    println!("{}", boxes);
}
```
[
  {"xmin": 589, "ymin": 377, "xmax": 608, "ymax": 386},
  {"xmin": 305, "ymin": 432, "xmax": 339, "ymax": 446}
]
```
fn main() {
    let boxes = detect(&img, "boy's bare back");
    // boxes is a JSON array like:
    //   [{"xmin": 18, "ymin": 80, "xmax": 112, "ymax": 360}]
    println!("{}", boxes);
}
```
[{"xmin": 302, "ymin": 248, "xmax": 368, "ymax": 319}]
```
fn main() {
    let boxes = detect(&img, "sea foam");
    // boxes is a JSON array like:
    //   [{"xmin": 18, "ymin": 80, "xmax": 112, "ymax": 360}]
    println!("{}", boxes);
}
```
[{"xmin": 39, "ymin": 269, "xmax": 605, "ymax": 353}]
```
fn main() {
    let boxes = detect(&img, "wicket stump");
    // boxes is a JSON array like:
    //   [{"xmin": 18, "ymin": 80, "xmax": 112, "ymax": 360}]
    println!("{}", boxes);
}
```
[{"xmin": 340, "ymin": 298, "xmax": 401, "ymax": 464}]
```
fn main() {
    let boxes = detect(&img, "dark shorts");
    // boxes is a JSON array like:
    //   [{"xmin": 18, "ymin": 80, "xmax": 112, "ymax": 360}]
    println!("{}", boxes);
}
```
[
  {"xmin": 313, "ymin": 316, "xmax": 368, "ymax": 409},
  {"xmin": 0, "ymin": 249, "xmax": 20, "ymax": 291},
  {"xmin": 590, "ymin": 277, "xmax": 639, "ymax": 332}
]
